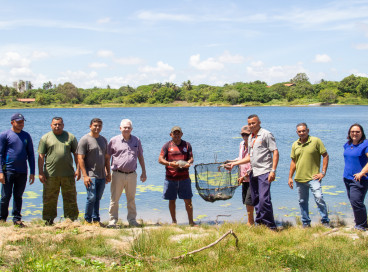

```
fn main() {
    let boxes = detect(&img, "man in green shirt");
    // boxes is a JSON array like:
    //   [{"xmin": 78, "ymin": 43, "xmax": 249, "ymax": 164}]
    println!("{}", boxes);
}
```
[
  {"xmin": 288, "ymin": 123, "xmax": 330, "ymax": 228},
  {"xmin": 38, "ymin": 117, "xmax": 80, "ymax": 225}
]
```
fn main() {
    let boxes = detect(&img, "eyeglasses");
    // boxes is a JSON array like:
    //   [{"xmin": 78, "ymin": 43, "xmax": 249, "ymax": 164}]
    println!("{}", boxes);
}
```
[{"xmin": 241, "ymin": 133, "xmax": 250, "ymax": 137}]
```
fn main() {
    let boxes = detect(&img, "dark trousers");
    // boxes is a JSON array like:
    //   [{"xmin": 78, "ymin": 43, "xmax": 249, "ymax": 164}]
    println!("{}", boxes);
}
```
[
  {"xmin": 344, "ymin": 178, "xmax": 368, "ymax": 229},
  {"xmin": 250, "ymin": 172, "xmax": 276, "ymax": 229},
  {"xmin": 0, "ymin": 172, "xmax": 27, "ymax": 222}
]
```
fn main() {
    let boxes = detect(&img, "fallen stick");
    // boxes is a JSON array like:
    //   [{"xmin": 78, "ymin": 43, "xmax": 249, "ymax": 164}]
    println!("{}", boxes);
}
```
[{"xmin": 171, "ymin": 229, "xmax": 239, "ymax": 260}]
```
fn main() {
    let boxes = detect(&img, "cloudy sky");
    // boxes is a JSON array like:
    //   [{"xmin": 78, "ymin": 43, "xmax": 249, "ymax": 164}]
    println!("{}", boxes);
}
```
[{"xmin": 0, "ymin": 0, "xmax": 367, "ymax": 88}]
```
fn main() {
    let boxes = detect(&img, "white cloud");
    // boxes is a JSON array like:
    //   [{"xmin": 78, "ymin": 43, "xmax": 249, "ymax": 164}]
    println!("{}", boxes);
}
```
[
  {"xmin": 189, "ymin": 54, "xmax": 224, "ymax": 71},
  {"xmin": 97, "ymin": 50, "xmax": 114, "ymax": 57},
  {"xmin": 139, "ymin": 61, "xmax": 174, "ymax": 74},
  {"xmin": 115, "ymin": 57, "xmax": 143, "ymax": 65},
  {"xmin": 314, "ymin": 54, "xmax": 332, "ymax": 63},
  {"xmin": 0, "ymin": 52, "xmax": 31, "ymax": 68},
  {"xmin": 250, "ymin": 61, "xmax": 264, "ymax": 67},
  {"xmin": 9, "ymin": 67, "xmax": 34, "ymax": 77},
  {"xmin": 31, "ymin": 51, "xmax": 49, "ymax": 60},
  {"xmin": 354, "ymin": 43, "xmax": 368, "ymax": 50},
  {"xmin": 97, "ymin": 17, "xmax": 111, "ymax": 24},
  {"xmin": 137, "ymin": 11, "xmax": 192, "ymax": 22},
  {"xmin": 57, "ymin": 70, "xmax": 98, "ymax": 87},
  {"xmin": 89, "ymin": 62, "xmax": 108, "ymax": 68},
  {"xmin": 218, "ymin": 51, "xmax": 245, "ymax": 64}
]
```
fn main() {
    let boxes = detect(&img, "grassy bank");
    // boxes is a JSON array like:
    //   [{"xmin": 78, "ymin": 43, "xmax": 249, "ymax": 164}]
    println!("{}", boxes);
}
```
[
  {"xmin": 0, "ymin": 219, "xmax": 367, "ymax": 271},
  {"xmin": 2, "ymin": 97, "xmax": 368, "ymax": 110}
]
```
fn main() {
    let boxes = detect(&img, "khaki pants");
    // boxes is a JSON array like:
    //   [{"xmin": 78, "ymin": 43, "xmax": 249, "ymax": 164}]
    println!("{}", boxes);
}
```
[
  {"xmin": 43, "ymin": 176, "xmax": 79, "ymax": 221},
  {"xmin": 109, "ymin": 171, "xmax": 137, "ymax": 225}
]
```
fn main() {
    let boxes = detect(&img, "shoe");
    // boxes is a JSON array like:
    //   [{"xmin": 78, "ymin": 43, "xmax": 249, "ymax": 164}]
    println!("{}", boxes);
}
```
[
  {"xmin": 0, "ymin": 219, "xmax": 6, "ymax": 224},
  {"xmin": 45, "ymin": 219, "xmax": 54, "ymax": 226},
  {"xmin": 93, "ymin": 221, "xmax": 106, "ymax": 227},
  {"xmin": 354, "ymin": 225, "xmax": 367, "ymax": 231},
  {"xmin": 322, "ymin": 222, "xmax": 331, "ymax": 228},
  {"xmin": 302, "ymin": 223, "xmax": 311, "ymax": 228},
  {"xmin": 129, "ymin": 220, "xmax": 142, "ymax": 227},
  {"xmin": 107, "ymin": 224, "xmax": 117, "ymax": 229},
  {"xmin": 14, "ymin": 221, "xmax": 26, "ymax": 228},
  {"xmin": 84, "ymin": 221, "xmax": 92, "ymax": 225}
]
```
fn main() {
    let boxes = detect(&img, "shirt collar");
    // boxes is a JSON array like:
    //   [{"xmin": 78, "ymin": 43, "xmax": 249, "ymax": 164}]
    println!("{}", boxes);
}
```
[{"xmin": 297, "ymin": 135, "xmax": 311, "ymax": 145}]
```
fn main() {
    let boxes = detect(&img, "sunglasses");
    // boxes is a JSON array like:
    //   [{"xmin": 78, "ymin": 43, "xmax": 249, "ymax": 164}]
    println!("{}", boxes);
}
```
[{"xmin": 241, "ymin": 133, "xmax": 250, "ymax": 137}]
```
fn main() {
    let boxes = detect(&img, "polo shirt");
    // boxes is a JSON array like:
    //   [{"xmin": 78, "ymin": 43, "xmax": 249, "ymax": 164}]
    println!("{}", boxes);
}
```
[
  {"xmin": 290, "ymin": 136, "xmax": 327, "ymax": 183},
  {"xmin": 248, "ymin": 128, "xmax": 277, "ymax": 177},
  {"xmin": 107, "ymin": 134, "xmax": 143, "ymax": 172}
]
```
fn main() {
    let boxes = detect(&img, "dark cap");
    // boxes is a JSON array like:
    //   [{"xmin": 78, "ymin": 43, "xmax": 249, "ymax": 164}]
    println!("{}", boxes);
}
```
[
  {"xmin": 241, "ymin": 125, "xmax": 251, "ymax": 134},
  {"xmin": 11, "ymin": 113, "xmax": 26, "ymax": 121},
  {"xmin": 171, "ymin": 126, "xmax": 182, "ymax": 133}
]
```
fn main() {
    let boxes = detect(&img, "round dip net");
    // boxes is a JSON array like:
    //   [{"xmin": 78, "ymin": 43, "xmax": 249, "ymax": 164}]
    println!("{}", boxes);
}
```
[{"xmin": 194, "ymin": 162, "xmax": 240, "ymax": 202}]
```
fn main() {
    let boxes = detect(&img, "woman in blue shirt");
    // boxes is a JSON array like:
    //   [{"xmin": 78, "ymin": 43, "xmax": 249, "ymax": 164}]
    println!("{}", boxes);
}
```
[{"xmin": 343, "ymin": 123, "xmax": 368, "ymax": 231}]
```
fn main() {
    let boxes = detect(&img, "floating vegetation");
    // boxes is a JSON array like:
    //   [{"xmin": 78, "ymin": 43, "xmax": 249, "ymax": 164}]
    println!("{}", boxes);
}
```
[
  {"xmin": 195, "ymin": 214, "xmax": 208, "ymax": 220},
  {"xmin": 136, "ymin": 184, "xmax": 164, "ymax": 193},
  {"xmin": 23, "ymin": 191, "xmax": 40, "ymax": 199}
]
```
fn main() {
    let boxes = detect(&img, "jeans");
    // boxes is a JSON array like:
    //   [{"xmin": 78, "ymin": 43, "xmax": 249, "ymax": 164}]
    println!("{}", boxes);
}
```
[
  {"xmin": 344, "ymin": 178, "xmax": 368, "ymax": 229},
  {"xmin": 0, "ymin": 172, "xmax": 27, "ymax": 222},
  {"xmin": 296, "ymin": 179, "xmax": 330, "ymax": 225},
  {"xmin": 84, "ymin": 178, "xmax": 106, "ymax": 223}
]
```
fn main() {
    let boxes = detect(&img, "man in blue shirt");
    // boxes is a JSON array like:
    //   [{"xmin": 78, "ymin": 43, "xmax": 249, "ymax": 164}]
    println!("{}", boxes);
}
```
[{"xmin": 0, "ymin": 113, "xmax": 35, "ymax": 227}]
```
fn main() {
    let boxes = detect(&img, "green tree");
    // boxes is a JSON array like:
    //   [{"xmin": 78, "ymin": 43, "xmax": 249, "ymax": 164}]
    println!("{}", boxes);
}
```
[
  {"xmin": 357, "ymin": 77, "xmax": 368, "ymax": 98},
  {"xmin": 43, "ymin": 81, "xmax": 53, "ymax": 90},
  {"xmin": 338, "ymin": 74, "xmax": 359, "ymax": 94},
  {"xmin": 291, "ymin": 73, "xmax": 310, "ymax": 84},
  {"xmin": 56, "ymin": 82, "xmax": 81, "ymax": 103},
  {"xmin": 318, "ymin": 88, "xmax": 338, "ymax": 104}
]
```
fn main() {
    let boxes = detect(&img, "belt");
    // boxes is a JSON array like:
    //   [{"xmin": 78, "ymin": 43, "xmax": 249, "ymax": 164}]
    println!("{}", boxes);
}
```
[{"xmin": 114, "ymin": 169, "xmax": 135, "ymax": 174}]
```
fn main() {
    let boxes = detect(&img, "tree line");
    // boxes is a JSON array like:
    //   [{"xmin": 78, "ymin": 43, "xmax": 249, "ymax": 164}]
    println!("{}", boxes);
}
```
[{"xmin": 0, "ymin": 73, "xmax": 368, "ymax": 106}]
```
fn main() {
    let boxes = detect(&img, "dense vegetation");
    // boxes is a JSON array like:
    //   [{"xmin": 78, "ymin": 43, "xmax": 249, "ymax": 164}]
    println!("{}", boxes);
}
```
[{"xmin": 1, "ymin": 73, "xmax": 368, "ymax": 107}]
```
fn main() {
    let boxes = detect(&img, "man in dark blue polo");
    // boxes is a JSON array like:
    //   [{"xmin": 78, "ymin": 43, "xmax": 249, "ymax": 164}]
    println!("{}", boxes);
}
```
[{"xmin": 0, "ymin": 113, "xmax": 35, "ymax": 227}]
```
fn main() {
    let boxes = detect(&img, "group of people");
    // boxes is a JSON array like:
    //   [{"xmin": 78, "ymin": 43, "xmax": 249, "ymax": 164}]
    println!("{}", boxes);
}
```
[
  {"xmin": 0, "ymin": 112, "xmax": 367, "ymax": 231},
  {"xmin": 229, "ymin": 114, "xmax": 368, "ymax": 231}
]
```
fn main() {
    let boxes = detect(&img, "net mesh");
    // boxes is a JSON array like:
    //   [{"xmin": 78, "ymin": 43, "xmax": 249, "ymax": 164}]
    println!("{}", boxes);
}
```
[{"xmin": 194, "ymin": 162, "xmax": 239, "ymax": 202}]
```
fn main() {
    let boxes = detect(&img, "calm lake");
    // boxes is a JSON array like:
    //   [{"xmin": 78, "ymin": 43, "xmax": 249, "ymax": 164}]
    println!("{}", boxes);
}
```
[{"xmin": 1, "ymin": 106, "xmax": 367, "ymax": 225}]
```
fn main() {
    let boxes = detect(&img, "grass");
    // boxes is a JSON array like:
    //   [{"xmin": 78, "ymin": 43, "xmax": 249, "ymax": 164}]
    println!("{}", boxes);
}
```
[{"xmin": 0, "ymin": 219, "xmax": 367, "ymax": 271}]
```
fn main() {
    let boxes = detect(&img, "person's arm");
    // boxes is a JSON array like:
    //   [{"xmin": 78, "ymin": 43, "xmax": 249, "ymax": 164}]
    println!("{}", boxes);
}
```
[
  {"xmin": 230, "ymin": 154, "xmax": 250, "ymax": 168},
  {"xmin": 105, "ymin": 154, "xmax": 111, "ymax": 183},
  {"xmin": 38, "ymin": 153, "xmax": 47, "ymax": 184},
  {"xmin": 313, "ymin": 152, "xmax": 329, "ymax": 181},
  {"xmin": 27, "ymin": 135, "xmax": 35, "ymax": 185},
  {"xmin": 268, "ymin": 149, "xmax": 279, "ymax": 182},
  {"xmin": 138, "ymin": 154, "xmax": 147, "ymax": 182},
  {"xmin": 73, "ymin": 152, "xmax": 81, "ymax": 180},
  {"xmin": 354, "ymin": 153, "xmax": 368, "ymax": 181},
  {"xmin": 78, "ymin": 154, "xmax": 91, "ymax": 187},
  {"xmin": 0, "ymin": 134, "xmax": 6, "ymax": 184},
  {"xmin": 288, "ymin": 159, "xmax": 296, "ymax": 189}
]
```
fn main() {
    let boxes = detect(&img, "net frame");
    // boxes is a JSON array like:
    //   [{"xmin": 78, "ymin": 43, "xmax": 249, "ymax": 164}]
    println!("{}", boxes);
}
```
[{"xmin": 194, "ymin": 162, "xmax": 240, "ymax": 203}]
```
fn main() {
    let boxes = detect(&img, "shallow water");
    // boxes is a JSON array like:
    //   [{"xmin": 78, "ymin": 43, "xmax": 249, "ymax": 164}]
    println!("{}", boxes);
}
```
[{"xmin": 1, "ymin": 106, "xmax": 367, "ymax": 225}]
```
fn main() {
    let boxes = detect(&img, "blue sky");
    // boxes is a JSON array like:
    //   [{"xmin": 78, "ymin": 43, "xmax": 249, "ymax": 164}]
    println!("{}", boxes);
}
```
[{"xmin": 0, "ymin": 0, "xmax": 367, "ymax": 88}]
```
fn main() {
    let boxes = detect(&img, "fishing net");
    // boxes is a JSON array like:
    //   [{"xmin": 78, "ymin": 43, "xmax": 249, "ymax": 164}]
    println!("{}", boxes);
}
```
[{"xmin": 194, "ymin": 162, "xmax": 240, "ymax": 202}]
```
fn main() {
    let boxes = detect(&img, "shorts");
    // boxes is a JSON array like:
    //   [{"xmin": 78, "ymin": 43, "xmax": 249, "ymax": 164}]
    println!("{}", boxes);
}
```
[
  {"xmin": 163, "ymin": 178, "xmax": 193, "ymax": 200},
  {"xmin": 242, "ymin": 182, "xmax": 253, "ymax": 206}
]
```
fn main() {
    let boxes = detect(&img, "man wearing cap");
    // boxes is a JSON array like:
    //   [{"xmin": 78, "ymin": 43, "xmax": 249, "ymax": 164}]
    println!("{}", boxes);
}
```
[
  {"xmin": 107, "ymin": 119, "xmax": 146, "ymax": 228},
  {"xmin": 38, "ymin": 117, "xmax": 80, "ymax": 225},
  {"xmin": 227, "ymin": 126, "xmax": 254, "ymax": 225},
  {"xmin": 0, "ymin": 113, "xmax": 35, "ymax": 227},
  {"xmin": 159, "ymin": 126, "xmax": 195, "ymax": 226},
  {"xmin": 288, "ymin": 123, "xmax": 330, "ymax": 228},
  {"xmin": 230, "ymin": 114, "xmax": 279, "ymax": 229}
]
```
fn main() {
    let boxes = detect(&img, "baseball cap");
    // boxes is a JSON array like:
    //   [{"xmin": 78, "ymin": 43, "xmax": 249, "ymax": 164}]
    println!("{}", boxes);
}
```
[
  {"xmin": 171, "ymin": 126, "xmax": 182, "ymax": 133},
  {"xmin": 240, "ymin": 125, "xmax": 251, "ymax": 134},
  {"xmin": 11, "ymin": 113, "xmax": 26, "ymax": 121}
]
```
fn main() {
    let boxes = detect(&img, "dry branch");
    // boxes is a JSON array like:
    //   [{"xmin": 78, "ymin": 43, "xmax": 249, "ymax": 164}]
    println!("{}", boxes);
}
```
[{"xmin": 171, "ymin": 229, "xmax": 239, "ymax": 260}]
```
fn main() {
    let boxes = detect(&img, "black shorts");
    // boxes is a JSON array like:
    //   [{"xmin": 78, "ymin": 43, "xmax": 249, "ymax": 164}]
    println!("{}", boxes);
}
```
[{"xmin": 242, "ymin": 182, "xmax": 253, "ymax": 206}]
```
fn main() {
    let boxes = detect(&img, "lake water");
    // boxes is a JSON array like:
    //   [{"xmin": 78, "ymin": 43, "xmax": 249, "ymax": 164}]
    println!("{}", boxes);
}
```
[{"xmin": 1, "ymin": 106, "xmax": 368, "ymax": 225}]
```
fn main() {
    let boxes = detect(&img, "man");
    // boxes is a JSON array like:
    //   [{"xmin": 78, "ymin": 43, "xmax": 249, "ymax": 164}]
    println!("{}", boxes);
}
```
[
  {"xmin": 288, "ymin": 123, "xmax": 330, "ymax": 228},
  {"xmin": 158, "ymin": 126, "xmax": 195, "ymax": 226},
  {"xmin": 107, "ymin": 119, "xmax": 146, "ymax": 228},
  {"xmin": 0, "ymin": 113, "xmax": 35, "ymax": 227},
  {"xmin": 227, "ymin": 126, "xmax": 254, "ymax": 225},
  {"xmin": 38, "ymin": 117, "xmax": 80, "ymax": 225},
  {"xmin": 230, "ymin": 114, "xmax": 278, "ymax": 229},
  {"xmin": 77, "ymin": 118, "xmax": 111, "ymax": 226}
]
